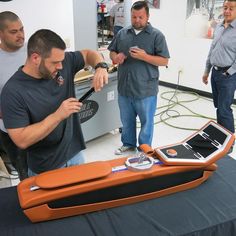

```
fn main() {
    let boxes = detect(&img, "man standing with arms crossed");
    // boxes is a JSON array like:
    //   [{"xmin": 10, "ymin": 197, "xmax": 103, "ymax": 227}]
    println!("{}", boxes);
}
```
[{"xmin": 202, "ymin": 0, "xmax": 236, "ymax": 153}]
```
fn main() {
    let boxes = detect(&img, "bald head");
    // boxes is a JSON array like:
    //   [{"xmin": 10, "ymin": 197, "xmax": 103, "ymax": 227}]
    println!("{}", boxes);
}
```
[{"xmin": 0, "ymin": 11, "xmax": 20, "ymax": 30}]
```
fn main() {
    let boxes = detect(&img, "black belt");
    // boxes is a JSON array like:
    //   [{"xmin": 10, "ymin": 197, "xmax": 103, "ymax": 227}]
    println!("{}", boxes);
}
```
[{"xmin": 213, "ymin": 66, "xmax": 230, "ymax": 72}]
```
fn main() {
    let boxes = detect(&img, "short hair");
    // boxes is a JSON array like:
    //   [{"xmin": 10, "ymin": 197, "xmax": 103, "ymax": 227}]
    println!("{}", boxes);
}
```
[
  {"xmin": 27, "ymin": 29, "xmax": 66, "ymax": 58},
  {"xmin": 0, "ymin": 11, "xmax": 20, "ymax": 31},
  {"xmin": 131, "ymin": 1, "xmax": 149, "ymax": 15}
]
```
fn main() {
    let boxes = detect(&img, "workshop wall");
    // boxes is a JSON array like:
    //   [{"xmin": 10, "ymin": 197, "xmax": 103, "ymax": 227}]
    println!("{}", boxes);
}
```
[
  {"xmin": 0, "ymin": 0, "xmax": 223, "ymax": 94},
  {"xmin": 0, "ymin": 0, "xmax": 75, "ymax": 50},
  {"xmin": 148, "ymin": 0, "xmax": 213, "ymax": 94}
]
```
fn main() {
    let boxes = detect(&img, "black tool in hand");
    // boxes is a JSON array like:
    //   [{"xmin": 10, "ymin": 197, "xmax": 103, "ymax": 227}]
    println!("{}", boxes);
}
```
[{"xmin": 78, "ymin": 87, "xmax": 95, "ymax": 102}]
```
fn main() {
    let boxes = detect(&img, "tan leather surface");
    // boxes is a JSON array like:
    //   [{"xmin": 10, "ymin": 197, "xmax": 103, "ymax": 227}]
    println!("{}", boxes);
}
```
[
  {"xmin": 139, "ymin": 144, "xmax": 154, "ymax": 155},
  {"xmin": 35, "ymin": 161, "xmax": 111, "ymax": 189},
  {"xmin": 22, "ymin": 168, "xmax": 214, "ymax": 223},
  {"xmin": 17, "ymin": 155, "xmax": 217, "ymax": 223},
  {"xmin": 17, "ymin": 120, "xmax": 231, "ymax": 223}
]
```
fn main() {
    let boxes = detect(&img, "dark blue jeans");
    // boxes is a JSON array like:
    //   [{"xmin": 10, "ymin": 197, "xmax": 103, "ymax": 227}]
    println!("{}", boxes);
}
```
[
  {"xmin": 118, "ymin": 95, "xmax": 157, "ymax": 147},
  {"xmin": 211, "ymin": 68, "xmax": 236, "ymax": 133},
  {"xmin": 28, "ymin": 151, "xmax": 85, "ymax": 177}
]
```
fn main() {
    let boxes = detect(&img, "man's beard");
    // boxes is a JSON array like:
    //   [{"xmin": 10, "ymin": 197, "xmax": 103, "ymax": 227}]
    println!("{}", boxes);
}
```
[
  {"xmin": 132, "ymin": 23, "xmax": 147, "ymax": 30},
  {"xmin": 5, "ymin": 40, "xmax": 24, "ymax": 51},
  {"xmin": 38, "ymin": 60, "xmax": 56, "ymax": 79}
]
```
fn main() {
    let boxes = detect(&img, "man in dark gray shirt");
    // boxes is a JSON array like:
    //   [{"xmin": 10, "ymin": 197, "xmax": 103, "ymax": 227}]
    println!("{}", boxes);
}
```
[
  {"xmin": 1, "ymin": 29, "xmax": 108, "ymax": 175},
  {"xmin": 202, "ymin": 0, "xmax": 236, "ymax": 153},
  {"xmin": 108, "ymin": 1, "xmax": 169, "ymax": 155}
]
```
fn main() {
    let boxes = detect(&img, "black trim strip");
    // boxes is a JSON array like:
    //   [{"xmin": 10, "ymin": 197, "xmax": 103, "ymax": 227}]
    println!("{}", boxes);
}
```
[{"xmin": 48, "ymin": 170, "xmax": 204, "ymax": 208}]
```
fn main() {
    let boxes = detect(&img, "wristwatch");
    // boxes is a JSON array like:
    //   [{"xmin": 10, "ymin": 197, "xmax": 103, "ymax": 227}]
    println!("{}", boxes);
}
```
[{"xmin": 94, "ymin": 62, "xmax": 109, "ymax": 72}]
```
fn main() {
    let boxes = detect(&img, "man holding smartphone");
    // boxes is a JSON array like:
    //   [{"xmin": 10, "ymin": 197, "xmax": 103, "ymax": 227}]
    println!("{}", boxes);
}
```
[{"xmin": 108, "ymin": 1, "xmax": 170, "ymax": 155}]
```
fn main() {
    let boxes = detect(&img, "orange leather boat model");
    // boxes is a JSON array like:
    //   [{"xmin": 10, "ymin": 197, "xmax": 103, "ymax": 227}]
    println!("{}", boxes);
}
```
[{"xmin": 17, "ymin": 121, "xmax": 235, "ymax": 223}]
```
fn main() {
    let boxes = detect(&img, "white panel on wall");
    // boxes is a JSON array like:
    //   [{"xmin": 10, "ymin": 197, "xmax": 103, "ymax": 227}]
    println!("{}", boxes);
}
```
[
  {"xmin": 149, "ymin": 0, "xmax": 213, "ymax": 94},
  {"xmin": 0, "ymin": 0, "xmax": 75, "ymax": 50},
  {"xmin": 73, "ymin": 0, "xmax": 97, "ymax": 50}
]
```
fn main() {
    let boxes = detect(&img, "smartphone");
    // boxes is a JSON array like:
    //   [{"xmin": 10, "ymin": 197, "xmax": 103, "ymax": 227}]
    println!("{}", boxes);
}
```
[
  {"xmin": 130, "ymin": 46, "xmax": 139, "ymax": 51},
  {"xmin": 130, "ymin": 46, "xmax": 139, "ymax": 49}
]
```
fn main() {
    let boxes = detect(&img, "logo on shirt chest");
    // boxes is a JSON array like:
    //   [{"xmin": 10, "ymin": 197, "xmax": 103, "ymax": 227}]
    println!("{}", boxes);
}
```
[{"xmin": 56, "ymin": 75, "xmax": 64, "ymax": 86}]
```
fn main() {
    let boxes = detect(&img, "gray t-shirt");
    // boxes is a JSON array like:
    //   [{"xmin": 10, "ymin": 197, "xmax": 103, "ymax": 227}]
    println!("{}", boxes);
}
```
[
  {"xmin": 110, "ymin": 2, "xmax": 125, "ymax": 28},
  {"xmin": 0, "ymin": 45, "xmax": 27, "ymax": 131}
]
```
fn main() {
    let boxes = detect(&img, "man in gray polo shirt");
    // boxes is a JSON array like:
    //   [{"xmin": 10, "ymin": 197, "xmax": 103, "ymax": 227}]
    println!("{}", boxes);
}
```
[
  {"xmin": 108, "ymin": 1, "xmax": 170, "ymax": 155},
  {"xmin": 202, "ymin": 0, "xmax": 236, "ymax": 153}
]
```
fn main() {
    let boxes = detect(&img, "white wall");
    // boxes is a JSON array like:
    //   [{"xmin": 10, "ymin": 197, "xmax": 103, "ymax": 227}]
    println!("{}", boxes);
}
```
[
  {"xmin": 149, "ymin": 0, "xmax": 212, "ymax": 93},
  {"xmin": 0, "ymin": 0, "xmax": 75, "ymax": 50},
  {"xmin": 0, "ymin": 0, "xmax": 217, "ymax": 94},
  {"xmin": 73, "ymin": 0, "xmax": 97, "ymax": 50}
]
